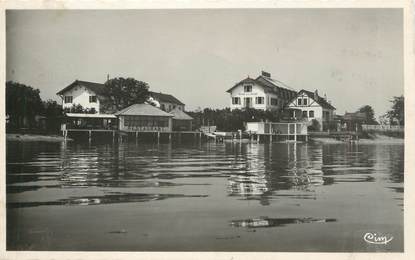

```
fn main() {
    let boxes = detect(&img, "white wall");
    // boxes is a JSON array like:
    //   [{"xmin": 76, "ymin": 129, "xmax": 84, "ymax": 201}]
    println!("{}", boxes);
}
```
[
  {"xmin": 287, "ymin": 92, "xmax": 324, "ymax": 129},
  {"xmin": 229, "ymin": 83, "xmax": 282, "ymax": 111},
  {"xmin": 61, "ymin": 85, "xmax": 101, "ymax": 113}
]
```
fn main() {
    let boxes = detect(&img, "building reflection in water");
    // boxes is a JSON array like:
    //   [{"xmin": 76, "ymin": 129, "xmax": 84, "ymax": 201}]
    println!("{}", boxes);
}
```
[{"xmin": 226, "ymin": 142, "xmax": 326, "ymax": 205}]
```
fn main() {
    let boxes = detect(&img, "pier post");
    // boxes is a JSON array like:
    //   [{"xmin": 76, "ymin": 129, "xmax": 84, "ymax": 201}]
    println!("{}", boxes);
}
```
[
  {"xmin": 88, "ymin": 130, "xmax": 92, "ymax": 142},
  {"xmin": 169, "ymin": 133, "xmax": 172, "ymax": 142},
  {"xmin": 270, "ymin": 133, "xmax": 273, "ymax": 143},
  {"xmin": 294, "ymin": 123, "xmax": 297, "ymax": 142},
  {"xmin": 136, "ymin": 131, "xmax": 138, "ymax": 141},
  {"xmin": 112, "ymin": 130, "xmax": 115, "ymax": 143},
  {"xmin": 157, "ymin": 132, "xmax": 160, "ymax": 144}
]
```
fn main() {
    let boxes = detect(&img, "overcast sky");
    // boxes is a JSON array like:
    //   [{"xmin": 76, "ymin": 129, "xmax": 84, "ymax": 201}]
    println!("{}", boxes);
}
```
[{"xmin": 6, "ymin": 9, "xmax": 403, "ymax": 117}]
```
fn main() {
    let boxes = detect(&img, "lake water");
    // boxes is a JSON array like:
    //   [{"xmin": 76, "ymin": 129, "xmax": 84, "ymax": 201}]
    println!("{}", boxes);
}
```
[{"xmin": 6, "ymin": 140, "xmax": 404, "ymax": 252}]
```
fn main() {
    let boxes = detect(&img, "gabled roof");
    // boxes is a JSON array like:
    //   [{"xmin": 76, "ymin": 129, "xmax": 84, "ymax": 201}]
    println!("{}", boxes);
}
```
[
  {"xmin": 115, "ymin": 103, "xmax": 173, "ymax": 117},
  {"xmin": 57, "ymin": 80, "xmax": 109, "ymax": 96},
  {"xmin": 149, "ymin": 91, "xmax": 184, "ymax": 105},
  {"xmin": 226, "ymin": 75, "xmax": 297, "ymax": 96},
  {"xmin": 298, "ymin": 89, "xmax": 336, "ymax": 110},
  {"xmin": 169, "ymin": 107, "xmax": 193, "ymax": 120},
  {"xmin": 287, "ymin": 89, "xmax": 336, "ymax": 110}
]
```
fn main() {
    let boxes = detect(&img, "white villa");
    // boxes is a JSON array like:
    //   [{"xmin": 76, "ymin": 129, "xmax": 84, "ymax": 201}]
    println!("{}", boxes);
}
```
[
  {"xmin": 57, "ymin": 80, "xmax": 108, "ymax": 113},
  {"xmin": 226, "ymin": 71, "xmax": 297, "ymax": 111},
  {"xmin": 286, "ymin": 89, "xmax": 336, "ymax": 130}
]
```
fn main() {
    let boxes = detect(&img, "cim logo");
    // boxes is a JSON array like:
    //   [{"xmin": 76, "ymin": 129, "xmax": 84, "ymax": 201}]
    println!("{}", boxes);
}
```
[{"xmin": 363, "ymin": 232, "xmax": 393, "ymax": 245}]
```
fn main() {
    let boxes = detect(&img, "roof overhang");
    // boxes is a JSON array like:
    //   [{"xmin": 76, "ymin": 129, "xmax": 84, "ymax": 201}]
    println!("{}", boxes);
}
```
[{"xmin": 65, "ymin": 113, "xmax": 117, "ymax": 119}]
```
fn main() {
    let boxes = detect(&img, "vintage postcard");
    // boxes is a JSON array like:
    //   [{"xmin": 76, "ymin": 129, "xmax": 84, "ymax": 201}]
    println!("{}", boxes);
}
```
[{"xmin": 1, "ymin": 0, "xmax": 414, "ymax": 260}]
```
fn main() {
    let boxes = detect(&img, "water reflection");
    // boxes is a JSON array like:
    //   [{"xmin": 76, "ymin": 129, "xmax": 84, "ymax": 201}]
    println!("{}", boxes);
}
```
[
  {"xmin": 231, "ymin": 217, "xmax": 337, "ymax": 228},
  {"xmin": 6, "ymin": 140, "xmax": 404, "ymax": 209},
  {"xmin": 7, "ymin": 192, "xmax": 208, "ymax": 209}
]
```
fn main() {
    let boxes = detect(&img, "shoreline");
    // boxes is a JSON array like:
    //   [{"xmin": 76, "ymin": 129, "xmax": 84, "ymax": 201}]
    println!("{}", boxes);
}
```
[
  {"xmin": 311, "ymin": 135, "xmax": 404, "ymax": 144},
  {"xmin": 6, "ymin": 133, "xmax": 72, "ymax": 142}
]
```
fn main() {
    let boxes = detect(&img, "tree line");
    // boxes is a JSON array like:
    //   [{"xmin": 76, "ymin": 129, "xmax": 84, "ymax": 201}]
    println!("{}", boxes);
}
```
[{"xmin": 6, "ymin": 78, "xmax": 405, "ymax": 133}]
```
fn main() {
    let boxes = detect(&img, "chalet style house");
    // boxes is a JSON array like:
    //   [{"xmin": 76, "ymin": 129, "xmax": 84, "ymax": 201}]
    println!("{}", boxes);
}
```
[
  {"xmin": 57, "ymin": 79, "xmax": 192, "ymax": 131},
  {"xmin": 226, "ymin": 71, "xmax": 297, "ymax": 111},
  {"xmin": 57, "ymin": 80, "xmax": 185, "ymax": 113},
  {"xmin": 286, "ymin": 89, "xmax": 336, "ymax": 130},
  {"xmin": 57, "ymin": 80, "xmax": 108, "ymax": 113}
]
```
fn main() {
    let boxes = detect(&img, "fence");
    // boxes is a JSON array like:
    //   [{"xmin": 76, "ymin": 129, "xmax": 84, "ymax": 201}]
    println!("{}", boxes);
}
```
[{"xmin": 362, "ymin": 124, "xmax": 404, "ymax": 132}]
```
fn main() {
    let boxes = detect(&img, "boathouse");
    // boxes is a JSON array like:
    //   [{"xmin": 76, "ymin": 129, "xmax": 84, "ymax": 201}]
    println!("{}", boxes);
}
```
[
  {"xmin": 169, "ymin": 107, "xmax": 194, "ymax": 131},
  {"xmin": 115, "ymin": 103, "xmax": 173, "ymax": 132},
  {"xmin": 63, "ymin": 113, "xmax": 117, "ymax": 129}
]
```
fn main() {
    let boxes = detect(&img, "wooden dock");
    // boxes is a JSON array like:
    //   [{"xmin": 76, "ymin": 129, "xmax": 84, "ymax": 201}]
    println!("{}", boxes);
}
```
[{"xmin": 62, "ymin": 128, "xmax": 203, "ymax": 143}]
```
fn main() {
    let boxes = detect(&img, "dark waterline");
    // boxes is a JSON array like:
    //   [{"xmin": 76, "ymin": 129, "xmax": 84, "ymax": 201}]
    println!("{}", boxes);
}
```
[{"xmin": 6, "ymin": 140, "xmax": 404, "ymax": 251}]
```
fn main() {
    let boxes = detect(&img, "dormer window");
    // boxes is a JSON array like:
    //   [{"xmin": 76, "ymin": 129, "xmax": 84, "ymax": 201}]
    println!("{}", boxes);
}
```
[
  {"xmin": 298, "ymin": 98, "xmax": 302, "ymax": 105},
  {"xmin": 244, "ymin": 85, "xmax": 252, "ymax": 92},
  {"xmin": 303, "ymin": 98, "xmax": 308, "ymax": 105},
  {"xmin": 64, "ymin": 96, "xmax": 73, "ymax": 103},
  {"xmin": 89, "ymin": 96, "xmax": 97, "ymax": 103}
]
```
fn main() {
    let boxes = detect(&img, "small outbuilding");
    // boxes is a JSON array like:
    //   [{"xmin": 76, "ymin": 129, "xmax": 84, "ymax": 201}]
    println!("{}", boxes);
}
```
[
  {"xmin": 169, "ymin": 107, "xmax": 194, "ymax": 131},
  {"xmin": 115, "ymin": 103, "xmax": 173, "ymax": 132}
]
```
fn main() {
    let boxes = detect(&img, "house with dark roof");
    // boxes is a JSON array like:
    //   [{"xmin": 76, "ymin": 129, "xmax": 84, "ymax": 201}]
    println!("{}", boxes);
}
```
[
  {"xmin": 286, "ymin": 89, "xmax": 336, "ymax": 130},
  {"xmin": 148, "ymin": 91, "xmax": 185, "ymax": 112},
  {"xmin": 57, "ymin": 80, "xmax": 108, "ymax": 113},
  {"xmin": 169, "ymin": 107, "xmax": 194, "ymax": 131},
  {"xmin": 226, "ymin": 71, "xmax": 297, "ymax": 111},
  {"xmin": 115, "ymin": 103, "xmax": 173, "ymax": 132}
]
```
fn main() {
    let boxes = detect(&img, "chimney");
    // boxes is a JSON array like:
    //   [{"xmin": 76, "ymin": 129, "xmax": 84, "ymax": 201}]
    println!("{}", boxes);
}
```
[
  {"xmin": 107, "ymin": 74, "xmax": 110, "ymax": 81},
  {"xmin": 314, "ymin": 90, "xmax": 319, "ymax": 101},
  {"xmin": 324, "ymin": 93, "xmax": 327, "ymax": 100},
  {"xmin": 261, "ymin": 71, "xmax": 271, "ymax": 78}
]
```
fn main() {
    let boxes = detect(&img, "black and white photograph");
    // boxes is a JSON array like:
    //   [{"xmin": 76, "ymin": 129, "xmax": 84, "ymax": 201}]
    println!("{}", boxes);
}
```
[{"xmin": 2, "ymin": 1, "xmax": 414, "ymax": 258}]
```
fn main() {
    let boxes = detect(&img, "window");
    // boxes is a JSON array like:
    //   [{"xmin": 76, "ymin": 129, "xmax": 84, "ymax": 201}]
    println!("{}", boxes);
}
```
[
  {"xmin": 232, "ymin": 97, "xmax": 241, "ymax": 105},
  {"xmin": 309, "ymin": 110, "xmax": 314, "ymax": 118},
  {"xmin": 160, "ymin": 104, "xmax": 165, "ymax": 111},
  {"xmin": 303, "ymin": 98, "xmax": 308, "ymax": 105},
  {"xmin": 89, "ymin": 95, "xmax": 97, "ymax": 103},
  {"xmin": 255, "ymin": 97, "xmax": 264, "ymax": 104},
  {"xmin": 271, "ymin": 98, "xmax": 278, "ymax": 106},
  {"xmin": 302, "ymin": 111, "xmax": 308, "ymax": 118},
  {"xmin": 244, "ymin": 85, "xmax": 252, "ymax": 92},
  {"xmin": 64, "ymin": 96, "xmax": 73, "ymax": 104},
  {"xmin": 298, "ymin": 98, "xmax": 302, "ymax": 105}
]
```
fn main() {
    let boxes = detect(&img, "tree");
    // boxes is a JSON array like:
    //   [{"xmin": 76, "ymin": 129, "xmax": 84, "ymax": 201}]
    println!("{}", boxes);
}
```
[
  {"xmin": 386, "ymin": 96, "xmax": 404, "ymax": 125},
  {"xmin": 6, "ymin": 81, "xmax": 44, "ymax": 128},
  {"xmin": 358, "ymin": 105, "xmax": 378, "ymax": 124},
  {"xmin": 187, "ymin": 108, "xmax": 284, "ymax": 132},
  {"xmin": 43, "ymin": 99, "xmax": 63, "ymax": 132},
  {"xmin": 101, "ymin": 77, "xmax": 150, "ymax": 112}
]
